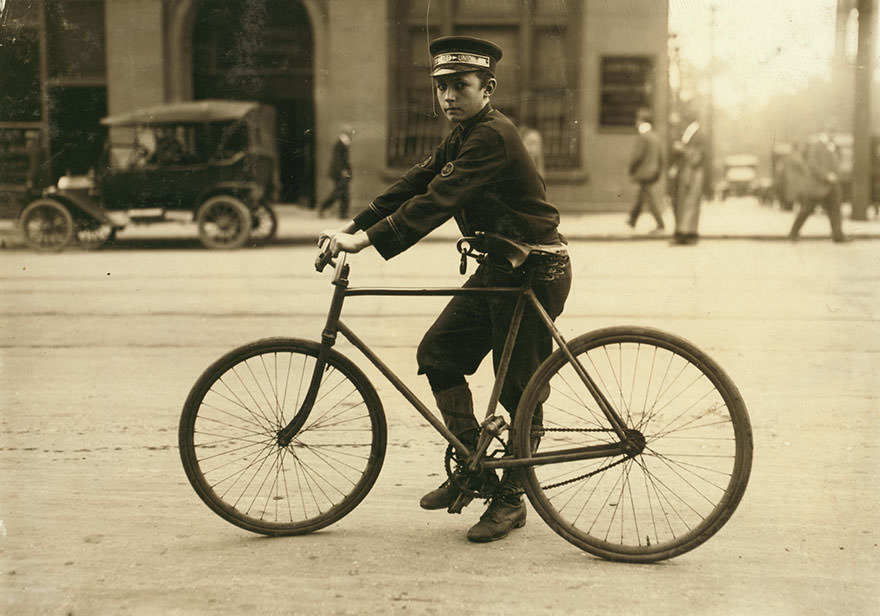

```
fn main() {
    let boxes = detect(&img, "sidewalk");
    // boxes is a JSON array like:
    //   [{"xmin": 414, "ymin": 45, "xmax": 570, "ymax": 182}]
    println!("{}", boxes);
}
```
[
  {"xmin": 276, "ymin": 196, "xmax": 880, "ymax": 243},
  {"xmin": 2, "ymin": 196, "xmax": 879, "ymax": 249}
]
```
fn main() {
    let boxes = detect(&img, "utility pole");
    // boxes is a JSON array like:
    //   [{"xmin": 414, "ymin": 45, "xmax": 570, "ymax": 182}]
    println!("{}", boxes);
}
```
[
  {"xmin": 705, "ymin": 3, "xmax": 716, "ymax": 199},
  {"xmin": 852, "ymin": 0, "xmax": 876, "ymax": 221},
  {"xmin": 668, "ymin": 32, "xmax": 680, "ymax": 121}
]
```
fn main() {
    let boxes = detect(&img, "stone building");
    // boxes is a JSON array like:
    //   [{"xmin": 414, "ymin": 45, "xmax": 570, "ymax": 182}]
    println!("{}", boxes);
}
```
[{"xmin": 0, "ymin": 0, "xmax": 668, "ymax": 214}]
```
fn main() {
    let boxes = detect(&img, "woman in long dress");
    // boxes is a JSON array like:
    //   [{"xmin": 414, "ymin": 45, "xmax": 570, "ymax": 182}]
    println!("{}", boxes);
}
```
[{"xmin": 672, "ymin": 119, "xmax": 705, "ymax": 245}]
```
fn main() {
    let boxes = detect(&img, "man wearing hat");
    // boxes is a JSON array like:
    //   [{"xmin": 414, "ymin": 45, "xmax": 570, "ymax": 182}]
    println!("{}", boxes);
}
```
[
  {"xmin": 626, "ymin": 108, "xmax": 665, "ymax": 232},
  {"xmin": 318, "ymin": 124, "xmax": 354, "ymax": 219},
  {"xmin": 319, "ymin": 36, "xmax": 571, "ymax": 543}
]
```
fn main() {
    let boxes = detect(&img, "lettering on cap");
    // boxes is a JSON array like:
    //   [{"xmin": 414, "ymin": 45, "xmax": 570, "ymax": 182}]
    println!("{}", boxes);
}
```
[{"xmin": 433, "ymin": 53, "xmax": 491, "ymax": 70}]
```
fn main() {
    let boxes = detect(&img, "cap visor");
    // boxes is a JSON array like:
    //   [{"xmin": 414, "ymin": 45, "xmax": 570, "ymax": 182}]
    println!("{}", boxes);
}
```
[{"xmin": 431, "ymin": 65, "xmax": 482, "ymax": 77}]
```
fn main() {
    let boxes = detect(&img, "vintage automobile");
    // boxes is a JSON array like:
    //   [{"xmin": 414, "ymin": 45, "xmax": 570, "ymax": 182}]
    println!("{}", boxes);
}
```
[
  {"xmin": 717, "ymin": 154, "xmax": 759, "ymax": 200},
  {"xmin": 18, "ymin": 100, "xmax": 280, "ymax": 251}
]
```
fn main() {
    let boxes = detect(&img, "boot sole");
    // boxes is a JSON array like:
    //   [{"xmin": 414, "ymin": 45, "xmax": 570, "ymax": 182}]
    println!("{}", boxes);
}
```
[
  {"xmin": 466, "ymin": 516, "xmax": 526, "ymax": 543},
  {"xmin": 420, "ymin": 501, "xmax": 455, "ymax": 511}
]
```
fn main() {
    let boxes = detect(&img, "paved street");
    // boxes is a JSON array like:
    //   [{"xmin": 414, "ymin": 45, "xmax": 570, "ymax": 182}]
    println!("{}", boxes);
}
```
[
  {"xmin": 3, "ymin": 196, "xmax": 880, "ymax": 250},
  {"xmin": 1, "ymin": 235, "xmax": 878, "ymax": 614}
]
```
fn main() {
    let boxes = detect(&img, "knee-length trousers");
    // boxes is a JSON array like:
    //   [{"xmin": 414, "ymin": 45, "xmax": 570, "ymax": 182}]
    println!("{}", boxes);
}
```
[{"xmin": 416, "ymin": 254, "xmax": 572, "ymax": 419}]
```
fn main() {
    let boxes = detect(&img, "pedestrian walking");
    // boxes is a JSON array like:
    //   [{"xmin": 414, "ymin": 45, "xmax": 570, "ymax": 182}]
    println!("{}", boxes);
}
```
[
  {"xmin": 775, "ymin": 142, "xmax": 804, "ymax": 211},
  {"xmin": 626, "ymin": 108, "xmax": 665, "ymax": 232},
  {"xmin": 318, "ymin": 125, "xmax": 354, "ymax": 219},
  {"xmin": 671, "ymin": 113, "xmax": 705, "ymax": 245},
  {"xmin": 788, "ymin": 128, "xmax": 848, "ymax": 243},
  {"xmin": 318, "ymin": 35, "xmax": 571, "ymax": 544}
]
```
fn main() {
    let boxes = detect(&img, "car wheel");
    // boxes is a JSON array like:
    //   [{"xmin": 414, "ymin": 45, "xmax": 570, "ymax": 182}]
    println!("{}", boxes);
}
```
[
  {"xmin": 19, "ymin": 199, "xmax": 74, "ymax": 252},
  {"xmin": 196, "ymin": 195, "xmax": 251, "ymax": 249},
  {"xmin": 249, "ymin": 204, "xmax": 278, "ymax": 243},
  {"xmin": 76, "ymin": 218, "xmax": 117, "ymax": 250}
]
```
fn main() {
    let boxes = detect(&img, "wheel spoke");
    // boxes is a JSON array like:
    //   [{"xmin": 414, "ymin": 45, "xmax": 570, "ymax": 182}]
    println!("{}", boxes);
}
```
[
  {"xmin": 517, "ymin": 327, "xmax": 751, "ymax": 562},
  {"xmin": 180, "ymin": 340, "xmax": 385, "ymax": 534}
]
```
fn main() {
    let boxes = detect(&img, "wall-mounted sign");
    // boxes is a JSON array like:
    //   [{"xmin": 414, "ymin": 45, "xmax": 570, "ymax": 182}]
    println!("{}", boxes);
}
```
[{"xmin": 599, "ymin": 56, "xmax": 654, "ymax": 128}]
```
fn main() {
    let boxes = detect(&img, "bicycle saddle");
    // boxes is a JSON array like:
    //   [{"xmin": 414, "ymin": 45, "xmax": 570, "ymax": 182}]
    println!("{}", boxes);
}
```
[{"xmin": 461, "ymin": 232, "xmax": 533, "ymax": 269}]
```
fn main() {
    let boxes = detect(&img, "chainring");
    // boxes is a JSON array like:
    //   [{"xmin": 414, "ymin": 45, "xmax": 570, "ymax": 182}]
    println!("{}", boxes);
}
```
[{"xmin": 443, "ymin": 444, "xmax": 501, "ymax": 499}]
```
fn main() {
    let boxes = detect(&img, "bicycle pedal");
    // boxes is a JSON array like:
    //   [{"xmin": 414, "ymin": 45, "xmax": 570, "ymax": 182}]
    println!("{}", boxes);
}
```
[{"xmin": 447, "ymin": 492, "xmax": 473, "ymax": 514}]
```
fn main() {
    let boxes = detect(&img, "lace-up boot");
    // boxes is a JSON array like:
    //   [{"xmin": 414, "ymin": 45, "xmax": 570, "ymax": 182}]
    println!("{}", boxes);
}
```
[
  {"xmin": 466, "ymin": 471, "xmax": 526, "ymax": 542},
  {"xmin": 420, "ymin": 477, "xmax": 461, "ymax": 510}
]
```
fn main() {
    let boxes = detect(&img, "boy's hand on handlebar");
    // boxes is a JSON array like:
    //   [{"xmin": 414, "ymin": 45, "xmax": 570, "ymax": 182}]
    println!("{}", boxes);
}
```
[{"xmin": 317, "ymin": 229, "xmax": 371, "ymax": 256}]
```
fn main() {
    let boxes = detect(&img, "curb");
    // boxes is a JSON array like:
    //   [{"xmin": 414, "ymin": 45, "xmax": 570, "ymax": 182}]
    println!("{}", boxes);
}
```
[
  {"xmin": 3, "ymin": 228, "xmax": 878, "ymax": 251},
  {"xmin": 3, "ymin": 209, "xmax": 880, "ymax": 250}
]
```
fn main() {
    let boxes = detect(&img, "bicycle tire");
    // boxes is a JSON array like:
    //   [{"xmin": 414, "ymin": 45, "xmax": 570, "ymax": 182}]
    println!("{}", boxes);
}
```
[
  {"xmin": 179, "ymin": 337, "xmax": 387, "ymax": 535},
  {"xmin": 513, "ymin": 326, "xmax": 752, "ymax": 562}
]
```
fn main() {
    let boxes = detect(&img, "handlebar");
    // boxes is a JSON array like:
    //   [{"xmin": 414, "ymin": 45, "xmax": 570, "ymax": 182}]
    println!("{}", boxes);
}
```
[
  {"xmin": 315, "ymin": 232, "xmax": 510, "ymax": 276},
  {"xmin": 314, "ymin": 239, "xmax": 336, "ymax": 272},
  {"xmin": 314, "ymin": 239, "xmax": 350, "ymax": 286}
]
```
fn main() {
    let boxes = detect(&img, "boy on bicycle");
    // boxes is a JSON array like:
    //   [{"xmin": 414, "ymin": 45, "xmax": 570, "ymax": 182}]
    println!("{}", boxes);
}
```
[{"xmin": 319, "ymin": 35, "xmax": 571, "ymax": 543}]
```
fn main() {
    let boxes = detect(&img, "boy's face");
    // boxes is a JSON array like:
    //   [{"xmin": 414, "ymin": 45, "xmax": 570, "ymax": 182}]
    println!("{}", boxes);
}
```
[{"xmin": 434, "ymin": 72, "xmax": 493, "ymax": 123}]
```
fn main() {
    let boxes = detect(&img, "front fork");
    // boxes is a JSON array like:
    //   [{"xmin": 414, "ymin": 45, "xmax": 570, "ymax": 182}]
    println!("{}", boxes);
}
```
[{"xmin": 277, "ymin": 262, "xmax": 350, "ymax": 447}]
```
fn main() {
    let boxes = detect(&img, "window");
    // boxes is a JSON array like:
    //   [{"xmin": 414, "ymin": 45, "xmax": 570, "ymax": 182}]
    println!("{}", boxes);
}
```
[
  {"xmin": 0, "ymin": 3, "xmax": 41, "ymax": 122},
  {"xmin": 599, "ymin": 56, "xmax": 654, "ymax": 129},
  {"xmin": 46, "ymin": 0, "xmax": 106, "ymax": 80},
  {"xmin": 389, "ymin": 0, "xmax": 580, "ymax": 170}
]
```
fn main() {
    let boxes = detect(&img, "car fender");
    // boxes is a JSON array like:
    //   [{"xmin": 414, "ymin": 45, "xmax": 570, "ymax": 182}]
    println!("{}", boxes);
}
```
[
  {"xmin": 197, "ymin": 182, "xmax": 264, "ymax": 208},
  {"xmin": 43, "ymin": 189, "xmax": 113, "ymax": 225}
]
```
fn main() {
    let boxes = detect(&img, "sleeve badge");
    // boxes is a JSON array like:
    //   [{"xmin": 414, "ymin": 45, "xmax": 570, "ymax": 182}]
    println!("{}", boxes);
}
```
[{"xmin": 440, "ymin": 162, "xmax": 455, "ymax": 177}]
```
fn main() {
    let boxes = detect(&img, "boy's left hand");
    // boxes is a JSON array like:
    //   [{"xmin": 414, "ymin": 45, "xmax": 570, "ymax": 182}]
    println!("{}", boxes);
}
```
[{"xmin": 318, "ymin": 229, "xmax": 371, "ymax": 256}]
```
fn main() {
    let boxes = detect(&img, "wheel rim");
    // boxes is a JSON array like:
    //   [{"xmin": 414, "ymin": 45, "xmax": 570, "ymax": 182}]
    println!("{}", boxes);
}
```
[
  {"xmin": 22, "ymin": 202, "xmax": 73, "ymax": 250},
  {"xmin": 76, "ymin": 220, "xmax": 115, "ymax": 249},
  {"xmin": 183, "ymin": 345, "xmax": 384, "ymax": 532},
  {"xmin": 198, "ymin": 198, "xmax": 249, "ymax": 248},
  {"xmin": 520, "ymin": 331, "xmax": 751, "ymax": 559},
  {"xmin": 250, "ymin": 205, "xmax": 277, "ymax": 241}
]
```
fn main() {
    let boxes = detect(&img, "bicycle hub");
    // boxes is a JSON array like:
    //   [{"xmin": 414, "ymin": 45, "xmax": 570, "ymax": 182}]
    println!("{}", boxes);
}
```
[{"xmin": 623, "ymin": 429, "xmax": 646, "ymax": 457}]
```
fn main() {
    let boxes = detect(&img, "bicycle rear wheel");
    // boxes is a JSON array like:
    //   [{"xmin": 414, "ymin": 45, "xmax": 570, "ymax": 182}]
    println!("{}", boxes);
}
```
[
  {"xmin": 179, "ymin": 337, "xmax": 386, "ymax": 535},
  {"xmin": 513, "ymin": 326, "xmax": 752, "ymax": 562}
]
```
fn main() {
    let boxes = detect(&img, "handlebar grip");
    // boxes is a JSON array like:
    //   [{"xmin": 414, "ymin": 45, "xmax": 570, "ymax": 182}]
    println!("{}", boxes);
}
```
[{"xmin": 315, "ymin": 240, "xmax": 335, "ymax": 272}]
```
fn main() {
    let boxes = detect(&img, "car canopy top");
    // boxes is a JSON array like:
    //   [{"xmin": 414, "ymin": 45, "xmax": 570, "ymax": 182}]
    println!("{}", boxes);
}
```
[
  {"xmin": 101, "ymin": 100, "xmax": 263, "ymax": 126},
  {"xmin": 723, "ymin": 154, "xmax": 759, "ymax": 168}
]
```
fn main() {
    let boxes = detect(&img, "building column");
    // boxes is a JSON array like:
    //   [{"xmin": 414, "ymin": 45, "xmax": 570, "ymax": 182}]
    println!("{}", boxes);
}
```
[
  {"xmin": 852, "ymin": 0, "xmax": 876, "ymax": 221},
  {"xmin": 104, "ymin": 0, "xmax": 166, "ymax": 114}
]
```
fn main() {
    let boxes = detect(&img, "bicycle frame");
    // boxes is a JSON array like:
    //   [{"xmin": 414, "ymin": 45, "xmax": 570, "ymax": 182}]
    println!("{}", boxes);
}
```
[{"xmin": 277, "ymin": 251, "xmax": 638, "ymax": 471}]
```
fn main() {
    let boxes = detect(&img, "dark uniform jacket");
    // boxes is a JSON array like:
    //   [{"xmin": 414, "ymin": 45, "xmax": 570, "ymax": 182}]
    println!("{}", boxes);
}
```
[{"xmin": 353, "ymin": 105, "xmax": 562, "ymax": 260}]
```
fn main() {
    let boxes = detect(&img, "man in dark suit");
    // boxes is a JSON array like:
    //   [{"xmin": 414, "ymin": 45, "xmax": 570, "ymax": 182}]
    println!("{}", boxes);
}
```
[
  {"xmin": 318, "ymin": 125, "xmax": 354, "ymax": 219},
  {"xmin": 626, "ymin": 108, "xmax": 665, "ymax": 232},
  {"xmin": 788, "ymin": 130, "xmax": 847, "ymax": 242}
]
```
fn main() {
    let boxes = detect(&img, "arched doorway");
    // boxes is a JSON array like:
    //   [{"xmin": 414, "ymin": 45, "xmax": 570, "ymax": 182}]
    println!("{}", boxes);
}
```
[{"xmin": 191, "ymin": 0, "xmax": 314, "ymax": 204}]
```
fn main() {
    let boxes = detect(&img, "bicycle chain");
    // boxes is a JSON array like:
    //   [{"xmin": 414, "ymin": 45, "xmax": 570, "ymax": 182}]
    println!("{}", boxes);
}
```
[
  {"xmin": 539, "ymin": 455, "xmax": 630, "ymax": 490},
  {"xmin": 531, "ymin": 427, "xmax": 633, "ymax": 491},
  {"xmin": 537, "ymin": 427, "xmax": 614, "ymax": 433},
  {"xmin": 443, "ymin": 427, "xmax": 633, "ymax": 493}
]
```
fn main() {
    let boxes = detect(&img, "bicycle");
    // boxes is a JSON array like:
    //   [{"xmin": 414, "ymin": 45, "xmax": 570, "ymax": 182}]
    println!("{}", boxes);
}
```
[{"xmin": 179, "ymin": 234, "xmax": 753, "ymax": 563}]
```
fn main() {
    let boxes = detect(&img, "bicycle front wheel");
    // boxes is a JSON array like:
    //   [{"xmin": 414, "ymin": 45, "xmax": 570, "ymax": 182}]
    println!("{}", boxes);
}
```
[
  {"xmin": 514, "ymin": 326, "xmax": 752, "ymax": 562},
  {"xmin": 179, "ymin": 338, "xmax": 387, "ymax": 535}
]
